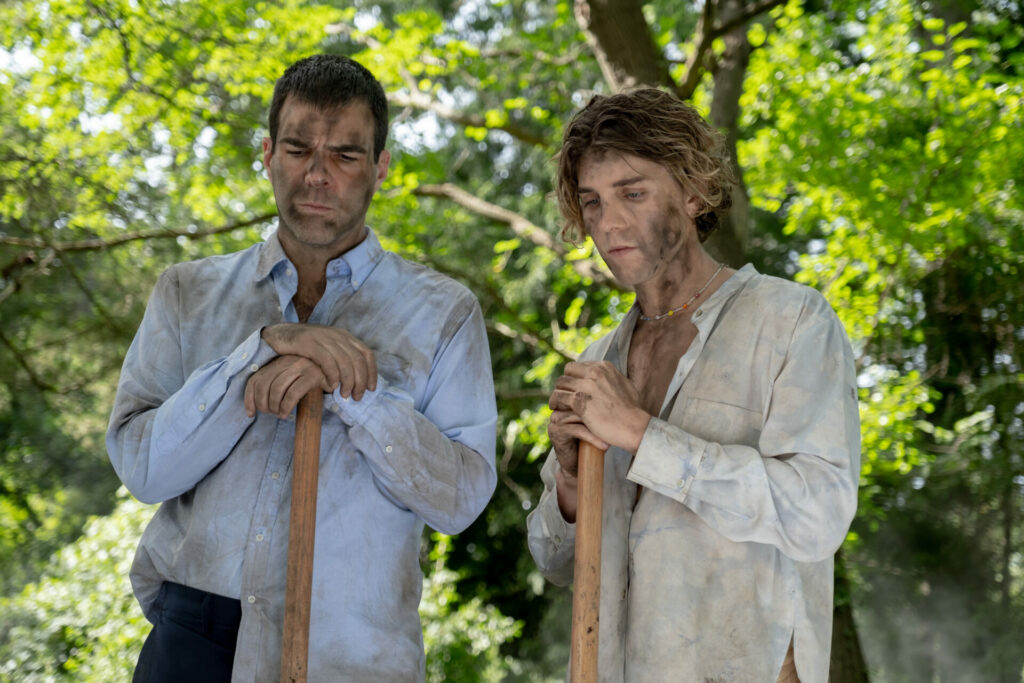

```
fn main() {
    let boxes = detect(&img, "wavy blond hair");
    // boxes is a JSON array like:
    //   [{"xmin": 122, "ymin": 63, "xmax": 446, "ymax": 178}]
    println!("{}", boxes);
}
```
[{"xmin": 555, "ymin": 88, "xmax": 736, "ymax": 243}]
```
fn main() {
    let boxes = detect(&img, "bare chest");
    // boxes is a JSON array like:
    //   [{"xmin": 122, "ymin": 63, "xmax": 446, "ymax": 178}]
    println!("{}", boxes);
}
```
[{"xmin": 626, "ymin": 318, "xmax": 699, "ymax": 417}]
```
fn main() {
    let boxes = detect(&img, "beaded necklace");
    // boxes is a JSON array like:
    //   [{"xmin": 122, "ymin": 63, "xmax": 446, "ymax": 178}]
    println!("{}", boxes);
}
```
[{"xmin": 638, "ymin": 262, "xmax": 725, "ymax": 322}]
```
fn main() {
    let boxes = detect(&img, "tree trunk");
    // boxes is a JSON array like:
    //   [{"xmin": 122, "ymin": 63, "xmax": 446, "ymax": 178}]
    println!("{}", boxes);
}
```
[
  {"xmin": 705, "ymin": 0, "xmax": 751, "ymax": 267},
  {"xmin": 830, "ymin": 551, "xmax": 870, "ymax": 683},
  {"xmin": 573, "ymin": 0, "xmax": 674, "ymax": 91}
]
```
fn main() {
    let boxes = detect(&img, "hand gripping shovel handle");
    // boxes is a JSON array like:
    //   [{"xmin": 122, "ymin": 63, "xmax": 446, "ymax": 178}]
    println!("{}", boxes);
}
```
[
  {"xmin": 280, "ymin": 389, "xmax": 322, "ymax": 683},
  {"xmin": 570, "ymin": 441, "xmax": 605, "ymax": 683}
]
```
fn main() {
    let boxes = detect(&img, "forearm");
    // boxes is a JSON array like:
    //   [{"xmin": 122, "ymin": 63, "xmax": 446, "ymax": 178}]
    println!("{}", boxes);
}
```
[
  {"xmin": 335, "ymin": 380, "xmax": 496, "ymax": 534},
  {"xmin": 107, "ymin": 329, "xmax": 275, "ymax": 503},
  {"xmin": 555, "ymin": 466, "xmax": 579, "ymax": 522},
  {"xmin": 629, "ymin": 414, "xmax": 858, "ymax": 563}
]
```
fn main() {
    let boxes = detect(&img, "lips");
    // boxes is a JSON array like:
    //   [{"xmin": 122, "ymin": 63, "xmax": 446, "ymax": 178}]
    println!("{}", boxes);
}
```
[{"xmin": 296, "ymin": 201, "xmax": 332, "ymax": 213}]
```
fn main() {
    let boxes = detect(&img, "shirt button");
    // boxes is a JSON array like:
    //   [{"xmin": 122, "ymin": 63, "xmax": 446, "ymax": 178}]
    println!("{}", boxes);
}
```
[
  {"xmin": 677, "ymin": 479, "xmax": 685, "ymax": 488},
  {"xmin": 329, "ymin": 403, "xmax": 340, "ymax": 413},
  {"xmin": 249, "ymin": 363, "xmax": 259, "ymax": 372},
  {"xmin": 241, "ymin": 352, "xmax": 248, "ymax": 360},
  {"xmin": 385, "ymin": 445, "xmax": 393, "ymax": 453},
  {"xmin": 271, "ymin": 472, "xmax": 280, "ymax": 479},
  {"xmin": 198, "ymin": 403, "xmax": 206, "ymax": 411},
  {"xmin": 247, "ymin": 595, "xmax": 256, "ymax": 604},
  {"xmin": 286, "ymin": 268, "xmax": 294, "ymax": 277},
  {"xmin": 695, "ymin": 310, "xmax": 703, "ymax": 318},
  {"xmin": 256, "ymin": 533, "xmax": 264, "ymax": 542},
  {"xmin": 352, "ymin": 279, "xmax": 359, "ymax": 287}
]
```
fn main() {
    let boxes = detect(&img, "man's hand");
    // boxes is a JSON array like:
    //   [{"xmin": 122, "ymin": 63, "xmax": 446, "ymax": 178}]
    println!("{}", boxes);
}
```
[
  {"xmin": 548, "ymin": 409, "xmax": 606, "ymax": 477},
  {"xmin": 548, "ymin": 361, "xmax": 650, "ymax": 454},
  {"xmin": 262, "ymin": 323, "xmax": 377, "ymax": 400},
  {"xmin": 245, "ymin": 355, "xmax": 329, "ymax": 419}
]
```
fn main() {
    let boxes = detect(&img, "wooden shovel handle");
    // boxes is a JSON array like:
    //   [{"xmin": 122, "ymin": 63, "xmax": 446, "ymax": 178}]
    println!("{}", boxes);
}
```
[
  {"xmin": 280, "ymin": 389, "xmax": 323, "ymax": 683},
  {"xmin": 570, "ymin": 441, "xmax": 605, "ymax": 683}
]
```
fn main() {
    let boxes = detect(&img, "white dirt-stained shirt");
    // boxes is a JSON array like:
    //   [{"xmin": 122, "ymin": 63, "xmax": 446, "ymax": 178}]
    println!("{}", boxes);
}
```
[
  {"xmin": 527, "ymin": 265, "xmax": 860, "ymax": 683},
  {"xmin": 107, "ymin": 228, "xmax": 497, "ymax": 682}
]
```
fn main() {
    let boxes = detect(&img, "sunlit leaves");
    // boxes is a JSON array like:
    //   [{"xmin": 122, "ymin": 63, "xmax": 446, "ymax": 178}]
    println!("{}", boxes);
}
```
[{"xmin": 0, "ymin": 490, "xmax": 153, "ymax": 680}]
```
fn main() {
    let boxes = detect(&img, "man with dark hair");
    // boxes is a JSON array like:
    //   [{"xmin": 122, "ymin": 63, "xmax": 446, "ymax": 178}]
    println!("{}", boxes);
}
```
[
  {"xmin": 108, "ymin": 54, "xmax": 497, "ymax": 682},
  {"xmin": 527, "ymin": 88, "xmax": 860, "ymax": 682}
]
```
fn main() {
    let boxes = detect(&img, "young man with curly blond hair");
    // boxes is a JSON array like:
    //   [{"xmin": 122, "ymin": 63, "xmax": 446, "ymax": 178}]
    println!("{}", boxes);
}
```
[{"xmin": 527, "ymin": 88, "xmax": 860, "ymax": 682}]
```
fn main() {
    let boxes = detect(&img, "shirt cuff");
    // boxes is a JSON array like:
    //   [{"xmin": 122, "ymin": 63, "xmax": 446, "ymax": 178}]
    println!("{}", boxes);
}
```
[
  {"xmin": 540, "ymin": 474, "xmax": 577, "ymax": 551},
  {"xmin": 627, "ymin": 417, "xmax": 708, "ymax": 501},
  {"xmin": 223, "ymin": 329, "xmax": 278, "ymax": 381},
  {"xmin": 329, "ymin": 375, "xmax": 415, "ymax": 425}
]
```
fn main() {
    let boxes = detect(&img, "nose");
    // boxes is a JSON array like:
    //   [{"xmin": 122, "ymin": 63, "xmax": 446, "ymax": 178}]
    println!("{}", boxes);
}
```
[
  {"xmin": 592, "ymin": 199, "xmax": 628, "ymax": 236},
  {"xmin": 304, "ymin": 151, "xmax": 329, "ymax": 187}
]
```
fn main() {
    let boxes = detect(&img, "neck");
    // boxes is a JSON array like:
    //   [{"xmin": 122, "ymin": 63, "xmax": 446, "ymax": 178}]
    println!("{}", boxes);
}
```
[
  {"xmin": 277, "ymin": 227, "xmax": 366, "ymax": 323},
  {"xmin": 635, "ymin": 247, "xmax": 720, "ymax": 318}
]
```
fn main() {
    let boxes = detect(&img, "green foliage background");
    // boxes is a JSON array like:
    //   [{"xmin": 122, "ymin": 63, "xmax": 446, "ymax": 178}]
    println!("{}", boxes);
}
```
[{"xmin": 1, "ymin": 0, "xmax": 1022, "ymax": 680}]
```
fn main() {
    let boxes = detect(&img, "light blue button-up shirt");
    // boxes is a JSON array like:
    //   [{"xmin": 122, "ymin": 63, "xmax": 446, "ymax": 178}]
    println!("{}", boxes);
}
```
[{"xmin": 107, "ymin": 228, "xmax": 497, "ymax": 682}]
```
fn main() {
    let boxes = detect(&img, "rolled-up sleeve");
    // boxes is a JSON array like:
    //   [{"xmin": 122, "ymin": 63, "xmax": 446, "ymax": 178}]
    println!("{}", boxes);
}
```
[{"xmin": 628, "ymin": 295, "xmax": 860, "ymax": 562}]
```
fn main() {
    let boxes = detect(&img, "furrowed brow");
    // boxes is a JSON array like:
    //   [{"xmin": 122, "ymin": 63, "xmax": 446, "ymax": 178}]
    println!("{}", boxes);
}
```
[{"xmin": 328, "ymin": 143, "xmax": 369, "ymax": 155}]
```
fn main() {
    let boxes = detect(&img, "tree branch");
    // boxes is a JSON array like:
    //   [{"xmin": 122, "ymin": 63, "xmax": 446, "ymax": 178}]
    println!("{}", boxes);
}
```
[
  {"xmin": 327, "ymin": 19, "xmax": 550, "ymax": 148},
  {"xmin": 677, "ymin": 0, "xmax": 786, "ymax": 100},
  {"xmin": 388, "ymin": 89, "xmax": 549, "ymax": 148},
  {"xmin": 0, "ymin": 250, "xmax": 56, "ymax": 307},
  {"xmin": 0, "ymin": 213, "xmax": 275, "ymax": 253},
  {"xmin": 415, "ymin": 183, "xmax": 560, "ymax": 252},
  {"xmin": 0, "ymin": 328, "xmax": 58, "ymax": 393},
  {"xmin": 479, "ymin": 45, "xmax": 588, "ymax": 68},
  {"xmin": 677, "ymin": 0, "xmax": 717, "ymax": 100},
  {"xmin": 412, "ymin": 183, "xmax": 618, "ymax": 287}
]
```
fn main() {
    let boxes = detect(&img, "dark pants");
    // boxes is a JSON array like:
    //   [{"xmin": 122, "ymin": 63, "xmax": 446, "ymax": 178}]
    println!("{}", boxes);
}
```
[{"xmin": 133, "ymin": 582, "xmax": 242, "ymax": 683}]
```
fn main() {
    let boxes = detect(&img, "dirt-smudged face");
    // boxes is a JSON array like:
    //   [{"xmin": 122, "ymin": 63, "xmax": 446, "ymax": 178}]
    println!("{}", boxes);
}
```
[
  {"xmin": 262, "ymin": 96, "xmax": 390, "ymax": 261},
  {"xmin": 577, "ymin": 150, "xmax": 701, "ymax": 290}
]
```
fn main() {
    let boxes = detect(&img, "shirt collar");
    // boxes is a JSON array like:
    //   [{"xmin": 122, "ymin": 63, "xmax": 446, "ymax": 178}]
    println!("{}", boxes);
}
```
[
  {"xmin": 608, "ymin": 263, "xmax": 759, "ymax": 371},
  {"xmin": 255, "ymin": 231, "xmax": 290, "ymax": 282},
  {"xmin": 706, "ymin": 263, "xmax": 757, "ymax": 308},
  {"xmin": 254, "ymin": 227, "xmax": 385, "ymax": 290},
  {"xmin": 328, "ymin": 227, "xmax": 384, "ymax": 290}
]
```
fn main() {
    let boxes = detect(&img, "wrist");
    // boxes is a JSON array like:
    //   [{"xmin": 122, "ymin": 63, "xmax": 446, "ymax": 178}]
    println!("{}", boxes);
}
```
[
  {"xmin": 623, "ymin": 408, "xmax": 652, "ymax": 453},
  {"xmin": 554, "ymin": 466, "xmax": 578, "ymax": 523},
  {"xmin": 556, "ymin": 464, "xmax": 578, "ymax": 488}
]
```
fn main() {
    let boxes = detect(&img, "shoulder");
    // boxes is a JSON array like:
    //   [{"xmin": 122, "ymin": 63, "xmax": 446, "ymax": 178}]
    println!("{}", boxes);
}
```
[
  {"xmin": 159, "ymin": 242, "xmax": 261, "ymax": 284},
  {"xmin": 377, "ymin": 250, "xmax": 480, "ymax": 307},
  {"xmin": 734, "ymin": 270, "xmax": 837, "ymax": 324}
]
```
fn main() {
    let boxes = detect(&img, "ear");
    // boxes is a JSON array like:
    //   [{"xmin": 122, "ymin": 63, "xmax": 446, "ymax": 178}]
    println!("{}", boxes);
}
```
[
  {"xmin": 686, "ymin": 192, "xmax": 702, "ymax": 219},
  {"xmin": 262, "ymin": 137, "xmax": 274, "ymax": 180},
  {"xmin": 374, "ymin": 149, "xmax": 391, "ymax": 192}
]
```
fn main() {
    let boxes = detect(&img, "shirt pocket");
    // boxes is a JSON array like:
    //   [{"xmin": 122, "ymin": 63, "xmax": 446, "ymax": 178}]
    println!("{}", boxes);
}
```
[{"xmin": 674, "ymin": 394, "xmax": 762, "ymax": 448}]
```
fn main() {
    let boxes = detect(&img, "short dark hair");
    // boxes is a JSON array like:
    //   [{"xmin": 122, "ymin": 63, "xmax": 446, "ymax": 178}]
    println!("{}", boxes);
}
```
[
  {"xmin": 555, "ymin": 88, "xmax": 736, "ymax": 243},
  {"xmin": 268, "ymin": 54, "xmax": 389, "ymax": 161}
]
